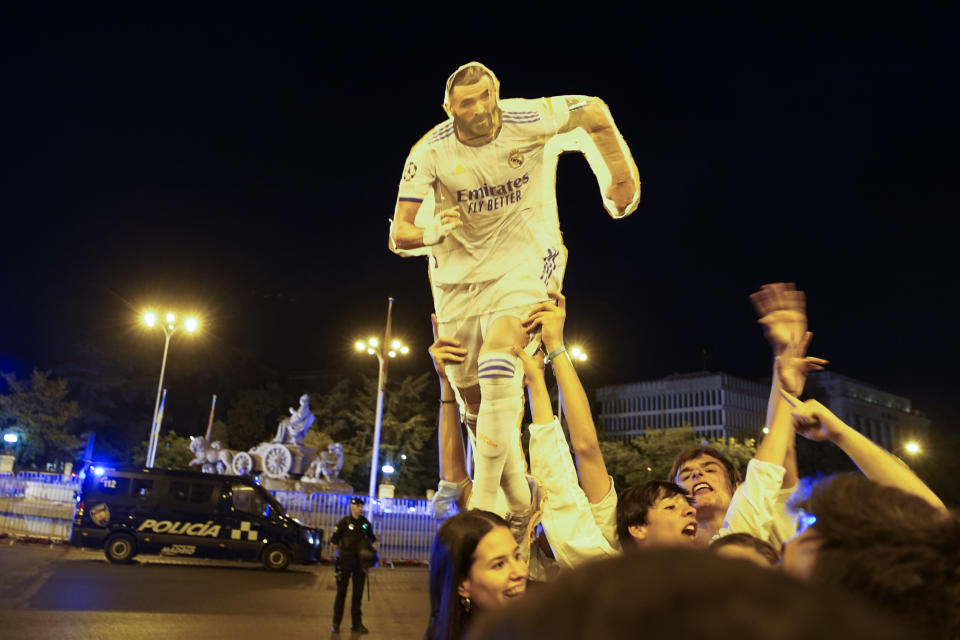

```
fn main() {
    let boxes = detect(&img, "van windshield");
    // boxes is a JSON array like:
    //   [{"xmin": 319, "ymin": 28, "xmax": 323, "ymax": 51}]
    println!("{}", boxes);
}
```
[{"xmin": 231, "ymin": 484, "xmax": 286, "ymax": 518}]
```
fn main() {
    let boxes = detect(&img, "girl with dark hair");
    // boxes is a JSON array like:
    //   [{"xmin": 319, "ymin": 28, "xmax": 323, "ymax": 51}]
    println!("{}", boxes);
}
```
[{"xmin": 425, "ymin": 510, "xmax": 527, "ymax": 640}]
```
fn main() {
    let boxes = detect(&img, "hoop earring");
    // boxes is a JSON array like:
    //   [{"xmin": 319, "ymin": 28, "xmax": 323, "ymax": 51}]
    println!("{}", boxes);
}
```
[{"xmin": 460, "ymin": 595, "xmax": 471, "ymax": 613}]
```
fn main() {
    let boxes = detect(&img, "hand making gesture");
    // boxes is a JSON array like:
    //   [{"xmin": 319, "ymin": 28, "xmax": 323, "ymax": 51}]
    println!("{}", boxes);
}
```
[{"xmin": 750, "ymin": 282, "xmax": 827, "ymax": 395}]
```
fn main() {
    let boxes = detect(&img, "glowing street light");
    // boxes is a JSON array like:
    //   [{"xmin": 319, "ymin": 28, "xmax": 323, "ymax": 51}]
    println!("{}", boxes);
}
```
[
  {"xmin": 554, "ymin": 344, "xmax": 589, "ymax": 416},
  {"xmin": 354, "ymin": 297, "xmax": 409, "ymax": 507},
  {"xmin": 142, "ymin": 309, "xmax": 201, "ymax": 467},
  {"xmin": 904, "ymin": 441, "xmax": 921, "ymax": 455}
]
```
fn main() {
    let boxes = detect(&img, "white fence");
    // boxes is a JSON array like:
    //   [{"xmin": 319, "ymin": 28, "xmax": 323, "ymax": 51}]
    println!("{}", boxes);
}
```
[
  {"xmin": 274, "ymin": 491, "xmax": 440, "ymax": 564},
  {"xmin": 0, "ymin": 473, "xmax": 440, "ymax": 563},
  {"xmin": 0, "ymin": 473, "xmax": 79, "ymax": 541}
]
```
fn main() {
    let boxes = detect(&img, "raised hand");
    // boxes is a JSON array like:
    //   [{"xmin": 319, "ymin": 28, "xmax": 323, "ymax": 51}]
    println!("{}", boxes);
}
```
[
  {"xmin": 750, "ymin": 282, "xmax": 807, "ymax": 355},
  {"xmin": 511, "ymin": 344, "xmax": 546, "ymax": 390},
  {"xmin": 778, "ymin": 388, "xmax": 845, "ymax": 443},
  {"xmin": 520, "ymin": 290, "xmax": 566, "ymax": 352},
  {"xmin": 429, "ymin": 314, "xmax": 467, "ymax": 380},
  {"xmin": 751, "ymin": 283, "xmax": 827, "ymax": 395}
]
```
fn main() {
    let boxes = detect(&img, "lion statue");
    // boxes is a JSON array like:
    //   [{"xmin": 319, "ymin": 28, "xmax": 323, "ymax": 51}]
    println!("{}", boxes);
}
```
[
  {"xmin": 188, "ymin": 436, "xmax": 234, "ymax": 474},
  {"xmin": 272, "ymin": 393, "xmax": 315, "ymax": 446},
  {"xmin": 303, "ymin": 443, "xmax": 344, "ymax": 483}
]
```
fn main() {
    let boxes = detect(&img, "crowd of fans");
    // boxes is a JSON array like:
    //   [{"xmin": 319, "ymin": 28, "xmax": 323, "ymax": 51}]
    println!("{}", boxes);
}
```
[{"xmin": 422, "ymin": 283, "xmax": 959, "ymax": 640}]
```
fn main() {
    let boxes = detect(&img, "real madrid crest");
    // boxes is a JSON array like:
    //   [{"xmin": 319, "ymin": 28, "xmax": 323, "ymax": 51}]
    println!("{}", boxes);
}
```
[
  {"xmin": 508, "ymin": 149, "xmax": 524, "ymax": 169},
  {"xmin": 403, "ymin": 162, "xmax": 417, "ymax": 181}
]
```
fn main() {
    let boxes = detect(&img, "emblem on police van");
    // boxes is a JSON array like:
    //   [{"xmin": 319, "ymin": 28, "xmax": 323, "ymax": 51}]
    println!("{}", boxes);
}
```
[
  {"xmin": 403, "ymin": 162, "xmax": 417, "ymax": 181},
  {"xmin": 508, "ymin": 149, "xmax": 524, "ymax": 169},
  {"xmin": 230, "ymin": 521, "xmax": 258, "ymax": 541},
  {"xmin": 90, "ymin": 503, "xmax": 110, "ymax": 527}
]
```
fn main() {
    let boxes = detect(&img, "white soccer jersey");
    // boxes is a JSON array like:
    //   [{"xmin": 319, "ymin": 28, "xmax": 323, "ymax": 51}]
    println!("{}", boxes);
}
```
[{"xmin": 396, "ymin": 97, "xmax": 572, "ymax": 285}]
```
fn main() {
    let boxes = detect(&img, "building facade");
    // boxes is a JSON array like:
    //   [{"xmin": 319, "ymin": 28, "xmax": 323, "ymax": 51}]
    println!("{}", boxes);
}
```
[
  {"xmin": 802, "ymin": 371, "xmax": 929, "ymax": 451},
  {"xmin": 594, "ymin": 370, "xmax": 930, "ymax": 451},
  {"xmin": 595, "ymin": 372, "xmax": 768, "ymax": 442}
]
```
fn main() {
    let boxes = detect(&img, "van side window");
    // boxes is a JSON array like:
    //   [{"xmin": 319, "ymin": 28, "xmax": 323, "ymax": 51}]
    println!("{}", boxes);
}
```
[
  {"xmin": 169, "ymin": 481, "xmax": 190, "ymax": 502},
  {"xmin": 131, "ymin": 478, "xmax": 153, "ymax": 498},
  {"xmin": 231, "ymin": 485, "xmax": 265, "ymax": 516},
  {"xmin": 190, "ymin": 483, "xmax": 216, "ymax": 505}
]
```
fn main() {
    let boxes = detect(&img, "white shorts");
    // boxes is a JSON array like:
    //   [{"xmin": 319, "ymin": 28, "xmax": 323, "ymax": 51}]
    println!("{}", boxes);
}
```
[{"xmin": 434, "ymin": 246, "xmax": 566, "ymax": 389}]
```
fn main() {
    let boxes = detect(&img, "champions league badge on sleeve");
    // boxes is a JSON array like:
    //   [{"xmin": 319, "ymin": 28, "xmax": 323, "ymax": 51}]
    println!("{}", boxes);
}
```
[
  {"xmin": 403, "ymin": 162, "xmax": 417, "ymax": 181},
  {"xmin": 90, "ymin": 503, "xmax": 110, "ymax": 527}
]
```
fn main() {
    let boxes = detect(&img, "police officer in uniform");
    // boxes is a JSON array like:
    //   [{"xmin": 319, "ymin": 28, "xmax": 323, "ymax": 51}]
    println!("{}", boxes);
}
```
[{"xmin": 330, "ymin": 497, "xmax": 377, "ymax": 634}]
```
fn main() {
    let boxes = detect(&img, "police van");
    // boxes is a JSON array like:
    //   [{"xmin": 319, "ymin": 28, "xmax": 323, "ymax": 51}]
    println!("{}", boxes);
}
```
[{"xmin": 70, "ymin": 466, "xmax": 322, "ymax": 571}]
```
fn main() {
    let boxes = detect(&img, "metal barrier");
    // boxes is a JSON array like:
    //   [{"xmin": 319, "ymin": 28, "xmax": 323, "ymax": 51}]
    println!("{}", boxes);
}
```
[
  {"xmin": 0, "ymin": 473, "xmax": 441, "ymax": 562},
  {"xmin": 273, "ymin": 491, "xmax": 440, "ymax": 565},
  {"xmin": 0, "ymin": 474, "xmax": 79, "ymax": 541}
]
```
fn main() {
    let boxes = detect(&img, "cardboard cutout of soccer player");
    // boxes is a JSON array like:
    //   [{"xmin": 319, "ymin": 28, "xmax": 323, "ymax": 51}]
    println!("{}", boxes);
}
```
[{"xmin": 390, "ymin": 62, "xmax": 639, "ymax": 542}]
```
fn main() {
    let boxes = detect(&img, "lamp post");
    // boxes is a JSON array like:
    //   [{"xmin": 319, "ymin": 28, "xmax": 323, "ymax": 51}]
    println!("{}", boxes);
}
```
[
  {"xmin": 555, "ymin": 345, "xmax": 588, "ymax": 418},
  {"xmin": 354, "ymin": 297, "xmax": 409, "ymax": 506},
  {"xmin": 142, "ymin": 311, "xmax": 199, "ymax": 467}
]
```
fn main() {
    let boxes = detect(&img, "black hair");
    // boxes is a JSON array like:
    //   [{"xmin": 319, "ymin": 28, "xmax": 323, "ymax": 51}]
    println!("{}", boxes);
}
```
[
  {"xmin": 798, "ymin": 474, "xmax": 960, "ymax": 639},
  {"xmin": 615, "ymin": 481, "xmax": 691, "ymax": 550},
  {"xmin": 710, "ymin": 532, "xmax": 780, "ymax": 566}
]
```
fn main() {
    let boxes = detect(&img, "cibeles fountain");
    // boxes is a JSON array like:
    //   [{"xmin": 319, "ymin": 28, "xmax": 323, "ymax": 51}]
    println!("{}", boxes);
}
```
[{"xmin": 188, "ymin": 394, "xmax": 352, "ymax": 494}]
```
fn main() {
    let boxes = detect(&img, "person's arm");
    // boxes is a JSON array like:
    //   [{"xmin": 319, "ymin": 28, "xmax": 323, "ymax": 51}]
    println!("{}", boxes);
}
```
[
  {"xmin": 512, "ymin": 346, "xmax": 553, "ymax": 426},
  {"xmin": 750, "ymin": 283, "xmax": 826, "ymax": 488},
  {"xmin": 428, "ymin": 314, "xmax": 473, "ymax": 512},
  {"xmin": 521, "ymin": 291, "xmax": 610, "ymax": 504},
  {"xmin": 556, "ymin": 96, "xmax": 638, "ymax": 217},
  {"xmin": 391, "ymin": 199, "xmax": 463, "ymax": 251},
  {"xmin": 779, "ymin": 388, "xmax": 947, "ymax": 512},
  {"xmin": 429, "ymin": 314, "xmax": 469, "ymax": 484}
]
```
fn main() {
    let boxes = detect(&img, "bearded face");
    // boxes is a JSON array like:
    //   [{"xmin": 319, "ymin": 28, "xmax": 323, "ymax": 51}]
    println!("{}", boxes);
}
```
[{"xmin": 450, "ymin": 75, "xmax": 501, "ymax": 142}]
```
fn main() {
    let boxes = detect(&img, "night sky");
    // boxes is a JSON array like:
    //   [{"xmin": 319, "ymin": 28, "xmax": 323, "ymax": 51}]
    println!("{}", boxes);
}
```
[{"xmin": 3, "ymin": 7, "xmax": 958, "ymax": 432}]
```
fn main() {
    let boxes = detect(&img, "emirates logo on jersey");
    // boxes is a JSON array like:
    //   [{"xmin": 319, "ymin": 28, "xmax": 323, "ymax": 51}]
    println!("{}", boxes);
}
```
[
  {"xmin": 508, "ymin": 149, "xmax": 524, "ymax": 169},
  {"xmin": 403, "ymin": 162, "xmax": 417, "ymax": 181}
]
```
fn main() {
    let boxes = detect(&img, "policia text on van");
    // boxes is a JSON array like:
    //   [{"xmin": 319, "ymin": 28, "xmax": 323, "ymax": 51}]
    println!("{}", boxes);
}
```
[{"xmin": 71, "ymin": 467, "xmax": 323, "ymax": 571}]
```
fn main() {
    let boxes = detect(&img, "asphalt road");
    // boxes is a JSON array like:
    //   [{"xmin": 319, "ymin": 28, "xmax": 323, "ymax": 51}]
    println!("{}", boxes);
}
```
[{"xmin": 0, "ymin": 542, "xmax": 430, "ymax": 640}]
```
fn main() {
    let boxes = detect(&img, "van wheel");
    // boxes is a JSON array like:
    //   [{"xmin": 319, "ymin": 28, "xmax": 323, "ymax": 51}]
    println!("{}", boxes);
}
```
[
  {"xmin": 262, "ymin": 543, "xmax": 291, "ymax": 571},
  {"xmin": 104, "ymin": 533, "xmax": 137, "ymax": 564}
]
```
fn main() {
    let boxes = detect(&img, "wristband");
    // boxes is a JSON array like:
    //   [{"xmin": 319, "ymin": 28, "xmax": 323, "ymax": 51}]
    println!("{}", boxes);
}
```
[
  {"xmin": 544, "ymin": 345, "xmax": 567, "ymax": 364},
  {"xmin": 440, "ymin": 400, "xmax": 457, "ymax": 404}
]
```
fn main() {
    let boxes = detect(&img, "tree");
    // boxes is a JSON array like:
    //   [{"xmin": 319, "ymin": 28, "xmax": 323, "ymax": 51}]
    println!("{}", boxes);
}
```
[
  {"xmin": 222, "ymin": 384, "xmax": 289, "ymax": 451},
  {"xmin": 598, "ymin": 427, "xmax": 757, "ymax": 491},
  {"xmin": 129, "ymin": 430, "xmax": 194, "ymax": 470},
  {"xmin": 0, "ymin": 370, "xmax": 83, "ymax": 468},
  {"xmin": 308, "ymin": 372, "xmax": 438, "ymax": 498}
]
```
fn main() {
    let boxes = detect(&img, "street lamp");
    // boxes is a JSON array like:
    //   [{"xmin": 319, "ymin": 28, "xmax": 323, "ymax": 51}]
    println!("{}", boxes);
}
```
[
  {"xmin": 142, "ymin": 310, "xmax": 200, "ymax": 468},
  {"xmin": 904, "ymin": 441, "xmax": 921, "ymax": 455},
  {"xmin": 554, "ymin": 344, "xmax": 588, "ymax": 417},
  {"xmin": 354, "ymin": 297, "xmax": 409, "ymax": 506}
]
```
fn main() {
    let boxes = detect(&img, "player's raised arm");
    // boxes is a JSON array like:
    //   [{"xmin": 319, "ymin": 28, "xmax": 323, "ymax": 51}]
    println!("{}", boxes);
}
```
[{"xmin": 558, "ymin": 95, "xmax": 640, "ymax": 217}]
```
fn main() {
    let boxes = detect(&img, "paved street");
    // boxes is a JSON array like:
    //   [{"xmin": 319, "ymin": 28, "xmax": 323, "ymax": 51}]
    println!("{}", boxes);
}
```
[{"xmin": 0, "ymin": 542, "xmax": 430, "ymax": 640}]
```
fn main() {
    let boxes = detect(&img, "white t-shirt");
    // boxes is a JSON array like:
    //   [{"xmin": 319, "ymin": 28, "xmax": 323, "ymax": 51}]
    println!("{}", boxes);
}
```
[{"xmin": 396, "ymin": 97, "xmax": 571, "ymax": 285}]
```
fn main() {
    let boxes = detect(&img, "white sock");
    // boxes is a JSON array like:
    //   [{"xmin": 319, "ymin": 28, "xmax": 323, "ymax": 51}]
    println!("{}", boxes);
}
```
[{"xmin": 470, "ymin": 352, "xmax": 529, "ymax": 513}]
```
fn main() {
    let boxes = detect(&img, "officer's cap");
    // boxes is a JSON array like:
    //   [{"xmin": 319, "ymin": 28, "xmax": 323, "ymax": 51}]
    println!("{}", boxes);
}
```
[{"xmin": 350, "ymin": 497, "xmax": 364, "ymax": 505}]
